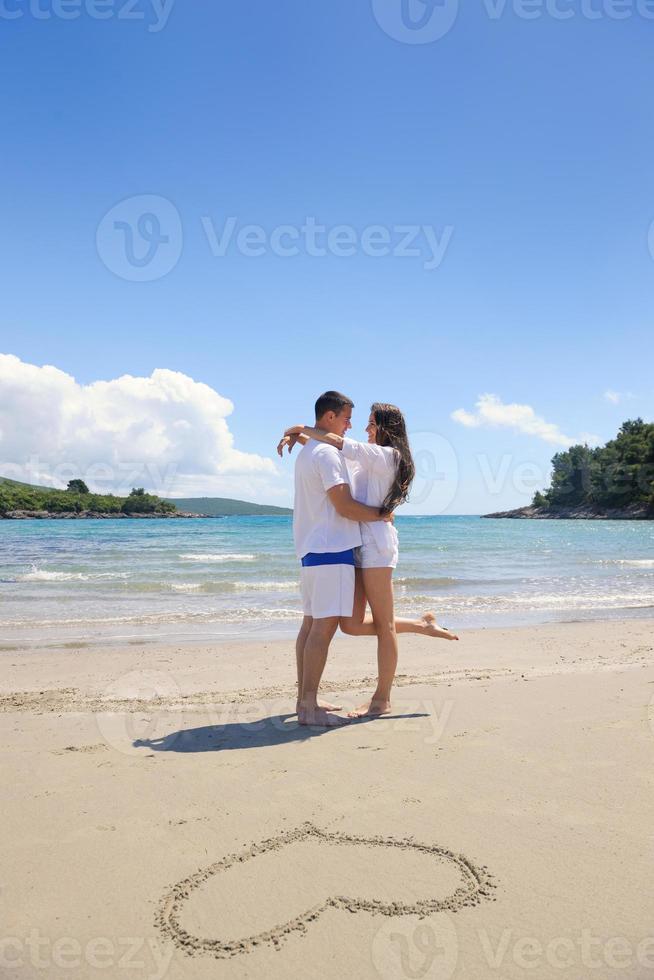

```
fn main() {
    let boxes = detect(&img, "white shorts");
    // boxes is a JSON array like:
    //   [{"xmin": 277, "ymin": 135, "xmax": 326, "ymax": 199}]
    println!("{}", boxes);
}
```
[
  {"xmin": 300, "ymin": 564, "xmax": 355, "ymax": 619},
  {"xmin": 354, "ymin": 525, "xmax": 399, "ymax": 569}
]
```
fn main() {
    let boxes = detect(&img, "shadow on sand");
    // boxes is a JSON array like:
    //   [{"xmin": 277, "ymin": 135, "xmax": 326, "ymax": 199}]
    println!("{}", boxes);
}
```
[{"xmin": 134, "ymin": 710, "xmax": 429, "ymax": 752}]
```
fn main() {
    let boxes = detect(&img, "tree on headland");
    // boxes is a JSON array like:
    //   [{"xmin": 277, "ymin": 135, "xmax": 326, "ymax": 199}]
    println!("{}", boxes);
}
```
[
  {"xmin": 121, "ymin": 487, "xmax": 174, "ymax": 514},
  {"xmin": 66, "ymin": 479, "xmax": 89, "ymax": 494},
  {"xmin": 533, "ymin": 419, "xmax": 654, "ymax": 511}
]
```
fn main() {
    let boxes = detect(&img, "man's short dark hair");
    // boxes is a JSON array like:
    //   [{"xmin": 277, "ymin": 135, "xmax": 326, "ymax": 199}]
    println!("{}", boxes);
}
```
[{"xmin": 314, "ymin": 390, "xmax": 354, "ymax": 421}]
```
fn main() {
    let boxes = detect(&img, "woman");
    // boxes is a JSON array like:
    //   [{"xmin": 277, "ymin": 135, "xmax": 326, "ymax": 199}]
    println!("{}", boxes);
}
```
[{"xmin": 279, "ymin": 402, "xmax": 458, "ymax": 718}]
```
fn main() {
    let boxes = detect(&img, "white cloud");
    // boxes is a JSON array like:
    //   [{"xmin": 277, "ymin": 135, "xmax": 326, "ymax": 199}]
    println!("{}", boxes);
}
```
[
  {"xmin": 0, "ymin": 353, "xmax": 278, "ymax": 497},
  {"xmin": 451, "ymin": 393, "xmax": 599, "ymax": 447},
  {"xmin": 603, "ymin": 389, "xmax": 635, "ymax": 405}
]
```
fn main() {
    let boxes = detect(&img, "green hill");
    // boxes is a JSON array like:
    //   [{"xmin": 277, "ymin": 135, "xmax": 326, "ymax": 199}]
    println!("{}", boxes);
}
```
[
  {"xmin": 0, "ymin": 476, "xmax": 50, "ymax": 490},
  {"xmin": 0, "ymin": 476, "xmax": 176, "ymax": 517},
  {"xmin": 162, "ymin": 496, "xmax": 291, "ymax": 516},
  {"xmin": 0, "ymin": 476, "xmax": 291, "ymax": 518}
]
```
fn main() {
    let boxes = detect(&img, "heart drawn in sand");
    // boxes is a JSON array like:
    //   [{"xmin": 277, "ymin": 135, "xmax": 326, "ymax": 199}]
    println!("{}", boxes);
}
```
[{"xmin": 155, "ymin": 822, "xmax": 496, "ymax": 959}]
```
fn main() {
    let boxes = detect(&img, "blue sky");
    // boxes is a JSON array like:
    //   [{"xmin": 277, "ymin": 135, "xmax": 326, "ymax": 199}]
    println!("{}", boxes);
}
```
[{"xmin": 1, "ymin": 0, "xmax": 653, "ymax": 513}]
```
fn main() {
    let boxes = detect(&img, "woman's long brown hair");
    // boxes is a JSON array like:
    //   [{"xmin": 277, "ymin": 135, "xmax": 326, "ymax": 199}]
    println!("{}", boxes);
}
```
[{"xmin": 371, "ymin": 402, "xmax": 415, "ymax": 514}]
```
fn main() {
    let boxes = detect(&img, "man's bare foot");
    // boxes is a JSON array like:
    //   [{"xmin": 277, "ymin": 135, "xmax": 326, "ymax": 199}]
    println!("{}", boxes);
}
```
[
  {"xmin": 347, "ymin": 698, "xmax": 392, "ymax": 719},
  {"xmin": 298, "ymin": 706, "xmax": 350, "ymax": 727},
  {"xmin": 421, "ymin": 611, "xmax": 459, "ymax": 641},
  {"xmin": 295, "ymin": 699, "xmax": 342, "ymax": 715}
]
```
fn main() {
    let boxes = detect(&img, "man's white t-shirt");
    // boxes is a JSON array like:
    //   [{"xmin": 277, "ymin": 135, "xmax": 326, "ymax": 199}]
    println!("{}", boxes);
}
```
[
  {"xmin": 341, "ymin": 437, "xmax": 399, "ymax": 552},
  {"xmin": 293, "ymin": 439, "xmax": 362, "ymax": 559}
]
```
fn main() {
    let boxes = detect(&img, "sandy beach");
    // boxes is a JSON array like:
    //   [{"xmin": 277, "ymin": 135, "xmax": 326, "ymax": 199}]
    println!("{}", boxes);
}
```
[{"xmin": 2, "ymin": 618, "xmax": 654, "ymax": 979}]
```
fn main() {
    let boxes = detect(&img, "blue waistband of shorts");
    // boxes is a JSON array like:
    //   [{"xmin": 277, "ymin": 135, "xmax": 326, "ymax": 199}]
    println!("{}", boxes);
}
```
[{"xmin": 301, "ymin": 548, "xmax": 356, "ymax": 567}]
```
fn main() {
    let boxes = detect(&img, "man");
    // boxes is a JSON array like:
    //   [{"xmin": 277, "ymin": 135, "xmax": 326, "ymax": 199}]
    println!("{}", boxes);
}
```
[{"xmin": 292, "ymin": 390, "xmax": 391, "ymax": 727}]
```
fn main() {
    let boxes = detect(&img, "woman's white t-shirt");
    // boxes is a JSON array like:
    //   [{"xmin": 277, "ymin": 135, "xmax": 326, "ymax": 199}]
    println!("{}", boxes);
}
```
[{"xmin": 341, "ymin": 437, "xmax": 399, "ymax": 554}]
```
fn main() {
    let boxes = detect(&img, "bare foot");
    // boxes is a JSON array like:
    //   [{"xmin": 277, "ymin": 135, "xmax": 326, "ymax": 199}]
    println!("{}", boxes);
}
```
[
  {"xmin": 422, "ymin": 611, "xmax": 459, "ymax": 641},
  {"xmin": 318, "ymin": 699, "xmax": 342, "ymax": 711},
  {"xmin": 298, "ymin": 706, "xmax": 350, "ymax": 727},
  {"xmin": 295, "ymin": 699, "xmax": 342, "ymax": 715},
  {"xmin": 347, "ymin": 698, "xmax": 392, "ymax": 719}
]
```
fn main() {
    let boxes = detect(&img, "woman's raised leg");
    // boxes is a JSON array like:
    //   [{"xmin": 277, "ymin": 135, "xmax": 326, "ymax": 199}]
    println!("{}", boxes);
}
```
[{"xmin": 340, "ymin": 570, "xmax": 458, "ymax": 642}]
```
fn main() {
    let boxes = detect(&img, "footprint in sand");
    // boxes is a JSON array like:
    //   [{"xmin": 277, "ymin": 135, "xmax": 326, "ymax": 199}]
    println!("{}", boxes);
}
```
[{"xmin": 155, "ymin": 822, "xmax": 496, "ymax": 960}]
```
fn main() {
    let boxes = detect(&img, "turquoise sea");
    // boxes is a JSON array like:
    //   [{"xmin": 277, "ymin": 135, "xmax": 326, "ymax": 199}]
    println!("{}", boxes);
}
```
[{"xmin": 1, "ymin": 516, "xmax": 653, "ymax": 647}]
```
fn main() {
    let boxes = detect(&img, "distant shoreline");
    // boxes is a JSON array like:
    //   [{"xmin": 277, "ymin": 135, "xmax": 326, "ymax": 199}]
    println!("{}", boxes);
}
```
[
  {"xmin": 1, "ymin": 510, "xmax": 219, "ymax": 520},
  {"xmin": 481, "ymin": 503, "xmax": 654, "ymax": 520},
  {"xmin": 0, "ymin": 479, "xmax": 293, "ymax": 519}
]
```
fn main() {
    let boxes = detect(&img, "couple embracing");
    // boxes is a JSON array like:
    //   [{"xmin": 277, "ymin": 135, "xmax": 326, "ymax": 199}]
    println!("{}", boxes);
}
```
[{"xmin": 278, "ymin": 390, "xmax": 458, "ymax": 728}]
